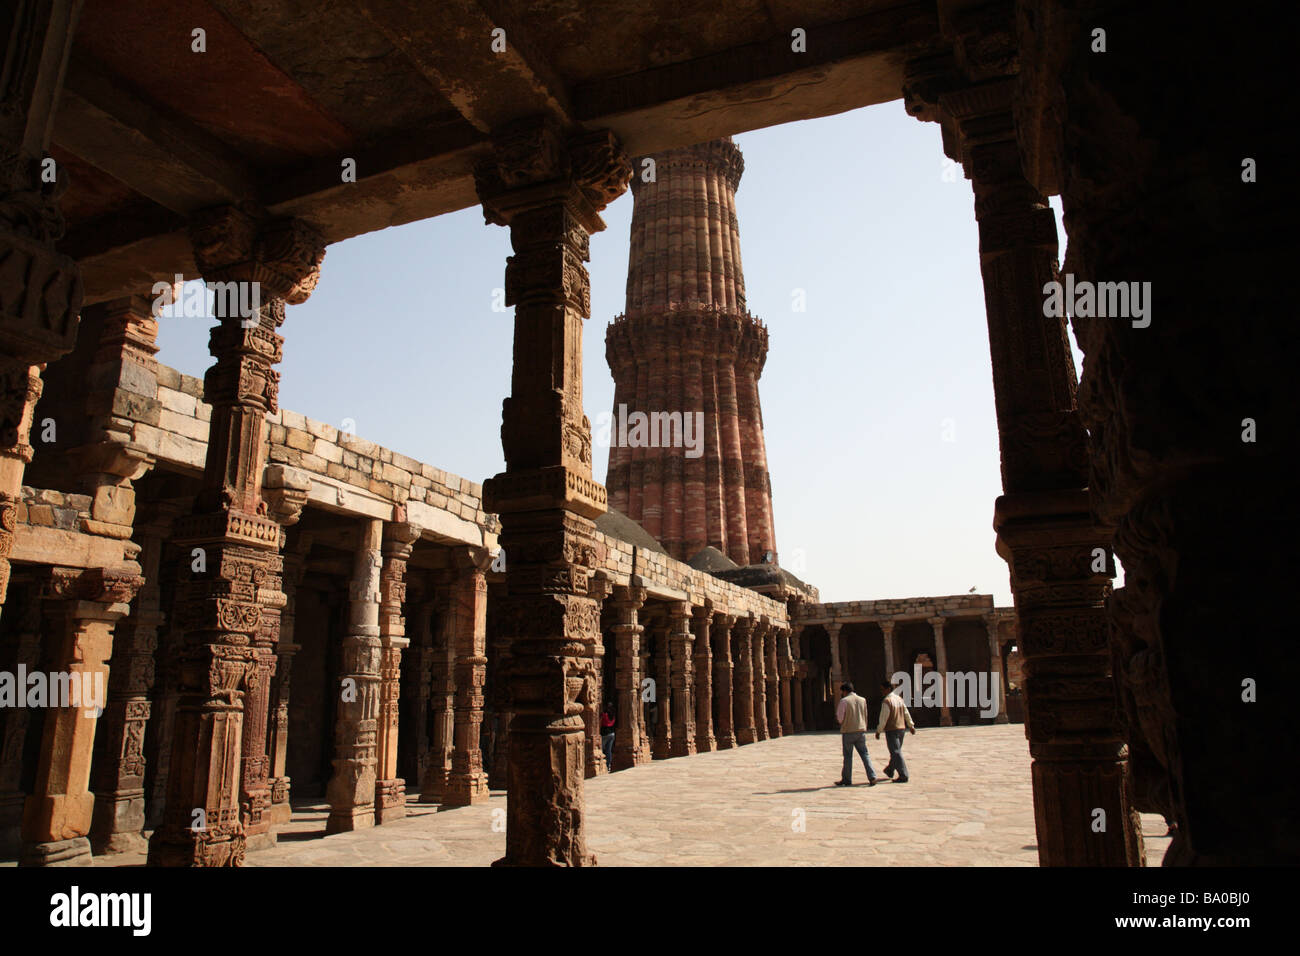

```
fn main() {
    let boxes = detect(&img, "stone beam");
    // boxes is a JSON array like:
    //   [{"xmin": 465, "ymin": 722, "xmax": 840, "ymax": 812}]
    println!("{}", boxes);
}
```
[
  {"xmin": 53, "ymin": 61, "xmax": 258, "ymax": 213},
  {"xmin": 571, "ymin": 3, "xmax": 939, "ymax": 156}
]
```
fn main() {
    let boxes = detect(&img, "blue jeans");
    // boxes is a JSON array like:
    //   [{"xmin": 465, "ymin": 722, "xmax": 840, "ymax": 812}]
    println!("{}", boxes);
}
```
[
  {"xmin": 884, "ymin": 729, "xmax": 908, "ymax": 779},
  {"xmin": 840, "ymin": 732, "xmax": 877, "ymax": 784},
  {"xmin": 602, "ymin": 733, "xmax": 615, "ymax": 771}
]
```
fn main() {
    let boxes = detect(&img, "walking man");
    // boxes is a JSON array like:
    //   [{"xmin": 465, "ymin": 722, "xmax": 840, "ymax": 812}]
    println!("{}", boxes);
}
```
[
  {"xmin": 834, "ymin": 682, "xmax": 878, "ymax": 787},
  {"xmin": 876, "ymin": 679, "xmax": 916, "ymax": 783}
]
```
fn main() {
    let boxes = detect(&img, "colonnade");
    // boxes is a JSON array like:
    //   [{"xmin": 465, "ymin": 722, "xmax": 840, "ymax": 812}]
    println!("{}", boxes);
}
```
[
  {"xmin": 595, "ymin": 585, "xmax": 795, "ymax": 774},
  {"xmin": 816, "ymin": 613, "xmax": 1010, "ymax": 727}
]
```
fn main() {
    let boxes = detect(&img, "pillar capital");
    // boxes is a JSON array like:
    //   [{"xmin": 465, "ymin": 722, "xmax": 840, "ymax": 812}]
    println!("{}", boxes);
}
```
[
  {"xmin": 475, "ymin": 119, "xmax": 629, "ymax": 865},
  {"xmin": 474, "ymin": 119, "xmax": 632, "ymax": 233},
  {"xmin": 262, "ymin": 464, "xmax": 312, "ymax": 527},
  {"xmin": 586, "ymin": 569, "xmax": 612, "ymax": 604},
  {"xmin": 611, "ymin": 578, "xmax": 647, "ymax": 611},
  {"xmin": 188, "ymin": 203, "xmax": 326, "ymax": 303},
  {"xmin": 38, "ymin": 565, "xmax": 142, "ymax": 611}
]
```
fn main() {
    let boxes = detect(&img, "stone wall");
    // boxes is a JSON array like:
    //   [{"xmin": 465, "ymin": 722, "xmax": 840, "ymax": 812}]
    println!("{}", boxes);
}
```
[{"xmin": 797, "ymin": 593, "xmax": 996, "ymax": 623}]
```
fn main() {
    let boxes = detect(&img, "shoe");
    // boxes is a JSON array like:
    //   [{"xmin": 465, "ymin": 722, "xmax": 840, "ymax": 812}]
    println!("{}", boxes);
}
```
[
  {"xmin": 882, "ymin": 767, "xmax": 895, "ymax": 779},
  {"xmin": 867, "ymin": 778, "xmax": 877, "ymax": 786},
  {"xmin": 893, "ymin": 776, "xmax": 909, "ymax": 784},
  {"xmin": 834, "ymin": 780, "xmax": 850, "ymax": 787}
]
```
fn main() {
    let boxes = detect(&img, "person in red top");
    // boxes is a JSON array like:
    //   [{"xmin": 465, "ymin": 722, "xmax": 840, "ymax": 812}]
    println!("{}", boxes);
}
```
[{"xmin": 600, "ymin": 701, "xmax": 617, "ymax": 772}]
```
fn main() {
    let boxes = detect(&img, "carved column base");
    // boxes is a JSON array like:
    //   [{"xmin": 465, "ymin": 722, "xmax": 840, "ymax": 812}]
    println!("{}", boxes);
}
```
[
  {"xmin": 1032, "ymin": 758, "xmax": 1143, "ymax": 866},
  {"xmin": 374, "ymin": 779, "xmax": 406, "ymax": 823},
  {"xmin": 147, "ymin": 699, "xmax": 249, "ymax": 868},
  {"xmin": 441, "ymin": 773, "xmax": 489, "ymax": 808},
  {"xmin": 611, "ymin": 744, "xmax": 647, "ymax": 771},
  {"xmin": 419, "ymin": 766, "xmax": 449, "ymax": 803},
  {"xmin": 89, "ymin": 789, "xmax": 148, "ymax": 855},
  {"xmin": 20, "ymin": 836, "xmax": 93, "ymax": 867},
  {"xmin": 493, "ymin": 712, "xmax": 593, "ymax": 867},
  {"xmin": 652, "ymin": 731, "xmax": 672, "ymax": 760},
  {"xmin": 242, "ymin": 787, "xmax": 274, "ymax": 849},
  {"xmin": 268, "ymin": 776, "xmax": 292, "ymax": 825},
  {"xmin": 326, "ymin": 805, "xmax": 375, "ymax": 834}
]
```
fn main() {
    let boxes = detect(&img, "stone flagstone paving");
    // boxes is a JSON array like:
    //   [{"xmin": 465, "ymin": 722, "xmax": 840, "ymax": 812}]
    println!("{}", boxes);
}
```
[
  {"xmin": 240, "ymin": 725, "xmax": 1171, "ymax": 866},
  {"xmin": 30, "ymin": 724, "xmax": 1169, "ymax": 867}
]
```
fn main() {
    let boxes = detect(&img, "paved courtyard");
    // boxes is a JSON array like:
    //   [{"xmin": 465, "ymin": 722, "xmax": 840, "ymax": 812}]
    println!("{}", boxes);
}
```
[
  {"xmin": 48, "ymin": 724, "xmax": 1170, "ymax": 867},
  {"xmin": 246, "ymin": 724, "xmax": 1170, "ymax": 866}
]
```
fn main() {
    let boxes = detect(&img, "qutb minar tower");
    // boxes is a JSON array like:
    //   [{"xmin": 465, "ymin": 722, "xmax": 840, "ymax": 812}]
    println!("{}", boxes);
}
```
[{"xmin": 605, "ymin": 137, "xmax": 777, "ymax": 566}]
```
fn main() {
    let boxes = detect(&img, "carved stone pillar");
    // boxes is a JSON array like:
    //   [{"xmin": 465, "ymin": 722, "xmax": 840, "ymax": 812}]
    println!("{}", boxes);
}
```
[
  {"xmin": 668, "ymin": 601, "xmax": 696, "ymax": 757},
  {"xmin": 265, "ymin": 533, "xmax": 308, "ymax": 826},
  {"xmin": 984, "ymin": 612, "xmax": 1009, "ymax": 723},
  {"xmin": 650, "ymin": 614, "xmax": 672, "ymax": 760},
  {"xmin": 752, "ymin": 620, "xmax": 769, "ymax": 740},
  {"xmin": 375, "ymin": 520, "xmax": 419, "ymax": 822},
  {"xmin": 692, "ymin": 604, "xmax": 716, "ymax": 752},
  {"xmin": 399, "ymin": 592, "xmax": 434, "ymax": 792},
  {"xmin": 89, "ymin": 507, "xmax": 175, "ymax": 854},
  {"xmin": 732, "ymin": 616, "xmax": 756, "ymax": 745},
  {"xmin": 420, "ymin": 581, "xmax": 455, "ymax": 802},
  {"xmin": 881, "ymin": 620, "xmax": 897, "ymax": 681},
  {"xmin": 826, "ymin": 621, "xmax": 843, "ymax": 690},
  {"xmin": 22, "ymin": 569, "xmax": 140, "ymax": 865},
  {"xmin": 712, "ymin": 613, "xmax": 736, "ymax": 749},
  {"xmin": 765, "ymin": 623, "xmax": 782, "ymax": 738},
  {"xmin": 609, "ymin": 579, "xmax": 647, "ymax": 770},
  {"xmin": 905, "ymin": 47, "xmax": 1141, "ymax": 864},
  {"xmin": 581, "ymin": 573, "xmax": 609, "ymax": 778},
  {"xmin": 485, "ymin": 603, "xmax": 512, "ymax": 793},
  {"xmin": 777, "ymin": 628, "xmax": 794, "ymax": 736},
  {"xmin": 476, "ymin": 117, "xmax": 630, "ymax": 865},
  {"xmin": 241, "ymin": 565, "xmax": 283, "ymax": 852},
  {"xmin": 259, "ymin": 476, "xmax": 309, "ymax": 831},
  {"xmin": 144, "ymin": 565, "xmax": 182, "ymax": 830},
  {"xmin": 1016, "ymin": 2, "xmax": 1292, "ymax": 865},
  {"xmin": 148, "ymin": 206, "xmax": 324, "ymax": 867},
  {"xmin": 326, "ymin": 518, "xmax": 383, "ymax": 834},
  {"xmin": 636, "ymin": 623, "xmax": 652, "ymax": 765},
  {"xmin": 0, "ymin": 1, "xmax": 84, "ymax": 615},
  {"xmin": 929, "ymin": 617, "xmax": 953, "ymax": 727},
  {"xmin": 791, "ymin": 661, "xmax": 805, "ymax": 733},
  {"xmin": 443, "ymin": 547, "xmax": 492, "ymax": 806}
]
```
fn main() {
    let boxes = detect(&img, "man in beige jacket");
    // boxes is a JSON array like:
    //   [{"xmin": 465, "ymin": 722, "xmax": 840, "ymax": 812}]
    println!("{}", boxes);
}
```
[
  {"xmin": 833, "ymin": 682, "xmax": 879, "ymax": 787},
  {"xmin": 876, "ymin": 680, "xmax": 916, "ymax": 783}
]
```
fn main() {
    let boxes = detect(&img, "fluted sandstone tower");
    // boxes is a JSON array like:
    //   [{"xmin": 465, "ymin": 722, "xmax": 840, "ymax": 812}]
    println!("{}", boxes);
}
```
[{"xmin": 605, "ymin": 137, "xmax": 777, "ymax": 566}]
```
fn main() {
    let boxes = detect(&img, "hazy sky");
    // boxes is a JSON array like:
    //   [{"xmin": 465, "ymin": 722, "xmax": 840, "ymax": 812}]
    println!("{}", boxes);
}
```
[{"xmin": 155, "ymin": 100, "xmax": 1086, "ymax": 608}]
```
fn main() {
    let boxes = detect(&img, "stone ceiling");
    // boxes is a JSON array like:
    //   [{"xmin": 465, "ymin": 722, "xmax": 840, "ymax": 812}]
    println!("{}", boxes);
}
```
[{"xmin": 56, "ymin": 0, "xmax": 948, "ymax": 302}]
